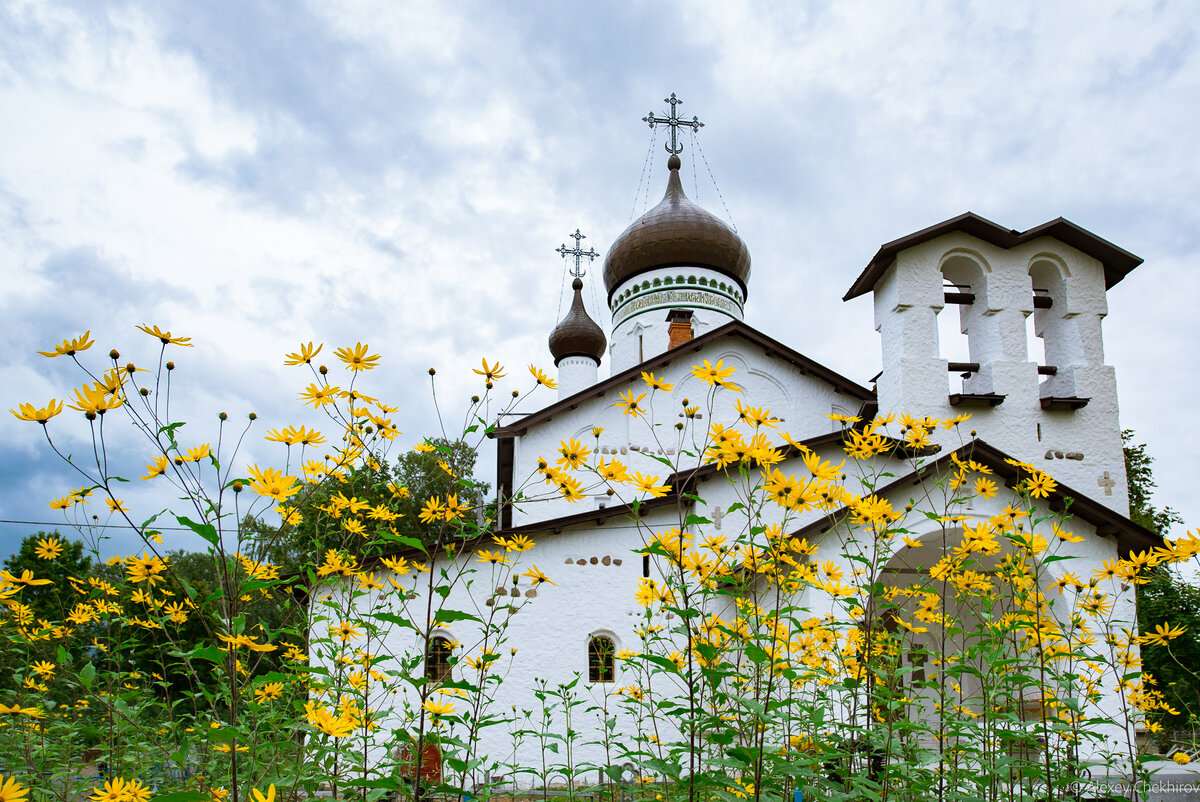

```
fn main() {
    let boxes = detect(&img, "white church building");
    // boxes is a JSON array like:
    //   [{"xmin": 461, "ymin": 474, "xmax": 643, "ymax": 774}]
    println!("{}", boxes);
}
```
[{"xmin": 340, "ymin": 125, "xmax": 1162, "ymax": 782}]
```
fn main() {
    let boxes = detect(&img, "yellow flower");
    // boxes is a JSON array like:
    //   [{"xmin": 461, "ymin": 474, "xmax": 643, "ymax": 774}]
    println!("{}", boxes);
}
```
[
  {"xmin": 641, "ymin": 371, "xmax": 674, "ymax": 391},
  {"xmin": 630, "ymin": 472, "xmax": 671, "ymax": 498},
  {"xmin": 34, "ymin": 537, "xmax": 63, "ymax": 560},
  {"xmin": 300, "ymin": 382, "xmax": 340, "ymax": 407},
  {"xmin": 284, "ymin": 342, "xmax": 322, "ymax": 365},
  {"xmin": 1174, "ymin": 752, "xmax": 1192, "ymax": 765},
  {"xmin": 0, "ymin": 775, "xmax": 29, "ymax": 802},
  {"xmin": 105, "ymin": 497, "xmax": 128, "ymax": 514},
  {"xmin": 88, "ymin": 778, "xmax": 128, "ymax": 802},
  {"xmin": 691, "ymin": 359, "xmax": 736, "ymax": 387},
  {"xmin": 522, "ymin": 565, "xmax": 555, "ymax": 586},
  {"xmin": 1025, "ymin": 471, "xmax": 1057, "ymax": 498},
  {"xmin": 246, "ymin": 466, "xmax": 299, "ymax": 501},
  {"xmin": 334, "ymin": 342, "xmax": 380, "ymax": 371},
  {"xmin": 476, "ymin": 550, "xmax": 510, "ymax": 566},
  {"xmin": 141, "ymin": 455, "xmax": 169, "ymax": 480},
  {"xmin": 10, "ymin": 399, "xmax": 64, "ymax": 424},
  {"xmin": 49, "ymin": 496, "xmax": 74, "ymax": 510},
  {"xmin": 136, "ymin": 324, "xmax": 193, "ymax": 347},
  {"xmin": 556, "ymin": 438, "xmax": 591, "ymax": 470},
  {"xmin": 423, "ymin": 697, "xmax": 456, "ymax": 717},
  {"xmin": 973, "ymin": 478, "xmax": 997, "ymax": 499},
  {"xmin": 37, "ymin": 331, "xmax": 95, "ymax": 358},
  {"xmin": 529, "ymin": 364, "xmax": 558, "ymax": 388},
  {"xmin": 474, "ymin": 358, "xmax": 506, "ymax": 382},
  {"xmin": 1140, "ymin": 622, "xmax": 1187, "ymax": 646},
  {"xmin": 616, "ymin": 389, "xmax": 647, "ymax": 417},
  {"xmin": 330, "ymin": 621, "xmax": 363, "ymax": 642},
  {"xmin": 182, "ymin": 444, "xmax": 212, "ymax": 462},
  {"xmin": 254, "ymin": 682, "xmax": 285, "ymax": 703},
  {"xmin": 250, "ymin": 785, "xmax": 277, "ymax": 802},
  {"xmin": 67, "ymin": 384, "xmax": 124, "ymax": 415}
]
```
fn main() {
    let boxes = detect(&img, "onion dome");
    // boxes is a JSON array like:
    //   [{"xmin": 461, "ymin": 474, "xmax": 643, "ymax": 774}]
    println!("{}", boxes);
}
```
[
  {"xmin": 549, "ymin": 278, "xmax": 607, "ymax": 365},
  {"xmin": 603, "ymin": 153, "xmax": 751, "ymax": 301}
]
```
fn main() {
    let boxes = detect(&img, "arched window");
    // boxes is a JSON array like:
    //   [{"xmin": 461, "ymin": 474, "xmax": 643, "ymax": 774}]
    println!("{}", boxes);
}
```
[
  {"xmin": 425, "ymin": 636, "xmax": 452, "ymax": 682},
  {"xmin": 588, "ymin": 636, "xmax": 615, "ymax": 683}
]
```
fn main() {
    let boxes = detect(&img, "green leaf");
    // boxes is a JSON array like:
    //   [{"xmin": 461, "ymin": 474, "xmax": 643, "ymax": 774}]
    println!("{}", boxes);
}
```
[
  {"xmin": 684, "ymin": 514, "xmax": 712, "ymax": 527},
  {"xmin": 79, "ymin": 662, "xmax": 95, "ymax": 690},
  {"xmin": 435, "ymin": 609, "xmax": 482, "ymax": 625},
  {"xmin": 175, "ymin": 514, "xmax": 219, "ymax": 547},
  {"xmin": 192, "ymin": 645, "xmax": 225, "ymax": 663},
  {"xmin": 151, "ymin": 792, "xmax": 211, "ymax": 802},
  {"xmin": 373, "ymin": 612, "xmax": 417, "ymax": 630}
]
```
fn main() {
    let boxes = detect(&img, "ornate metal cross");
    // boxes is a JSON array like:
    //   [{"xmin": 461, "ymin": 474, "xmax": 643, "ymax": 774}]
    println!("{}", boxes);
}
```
[
  {"xmin": 643, "ymin": 93, "xmax": 704, "ymax": 154},
  {"xmin": 556, "ymin": 229, "xmax": 599, "ymax": 278}
]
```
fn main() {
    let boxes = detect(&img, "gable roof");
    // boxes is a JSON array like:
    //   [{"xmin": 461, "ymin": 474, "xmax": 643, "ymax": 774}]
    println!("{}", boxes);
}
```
[
  {"xmin": 490, "ymin": 319, "xmax": 875, "ymax": 439},
  {"xmin": 843, "ymin": 212, "xmax": 1144, "ymax": 301},
  {"xmin": 789, "ymin": 439, "xmax": 1162, "ymax": 556}
]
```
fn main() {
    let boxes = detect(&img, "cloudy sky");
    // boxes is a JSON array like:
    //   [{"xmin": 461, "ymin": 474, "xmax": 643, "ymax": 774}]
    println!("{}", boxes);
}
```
[{"xmin": 2, "ymin": 0, "xmax": 1198, "ymax": 558}]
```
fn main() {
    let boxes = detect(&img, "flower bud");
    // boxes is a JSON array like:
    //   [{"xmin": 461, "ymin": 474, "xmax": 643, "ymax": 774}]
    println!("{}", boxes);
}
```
[
  {"xmin": 109, "ymin": 350, "xmax": 120, "ymax": 360},
  {"xmin": 248, "ymin": 413, "xmax": 256, "ymax": 421},
  {"xmin": 319, "ymin": 365, "xmax": 328, "ymax": 374},
  {"xmin": 606, "ymin": 488, "xmax": 615, "ymax": 496},
  {"xmin": 486, "ymin": 381, "xmax": 494, "ymax": 390},
  {"xmin": 428, "ymin": 368, "xmax": 436, "ymax": 376},
  {"xmin": 512, "ymin": 390, "xmax": 519, "ymax": 398},
  {"xmin": 471, "ymin": 395, "xmax": 480, "ymax": 403},
  {"xmin": 675, "ymin": 422, "xmax": 684, "ymax": 430},
  {"xmin": 125, "ymin": 363, "xmax": 136, "ymax": 374},
  {"xmin": 174, "ymin": 457, "xmax": 184, "ymax": 465},
  {"xmin": 681, "ymin": 398, "xmax": 689, "ymax": 406},
  {"xmin": 218, "ymin": 412, "xmax": 228, "ymax": 421},
  {"xmin": 232, "ymin": 481, "xmax": 243, "ymax": 493},
  {"xmin": 85, "ymin": 411, "xmax": 96, "ymax": 421},
  {"xmin": 165, "ymin": 361, "xmax": 175, "ymax": 371},
  {"xmin": 139, "ymin": 388, "xmax": 150, "ymax": 397}
]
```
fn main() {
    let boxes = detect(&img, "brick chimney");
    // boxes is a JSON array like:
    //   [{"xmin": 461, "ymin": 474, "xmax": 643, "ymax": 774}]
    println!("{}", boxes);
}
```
[{"xmin": 666, "ymin": 309, "xmax": 695, "ymax": 349}]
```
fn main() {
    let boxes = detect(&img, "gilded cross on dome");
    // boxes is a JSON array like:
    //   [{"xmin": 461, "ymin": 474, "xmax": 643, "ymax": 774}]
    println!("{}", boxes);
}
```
[
  {"xmin": 556, "ymin": 229, "xmax": 599, "ymax": 279},
  {"xmin": 643, "ymin": 92, "xmax": 704, "ymax": 155}
]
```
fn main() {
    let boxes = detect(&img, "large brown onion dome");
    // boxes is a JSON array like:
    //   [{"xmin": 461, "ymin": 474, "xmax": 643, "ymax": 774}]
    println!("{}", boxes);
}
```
[
  {"xmin": 603, "ymin": 153, "xmax": 751, "ymax": 301},
  {"xmin": 549, "ymin": 278, "xmax": 607, "ymax": 366}
]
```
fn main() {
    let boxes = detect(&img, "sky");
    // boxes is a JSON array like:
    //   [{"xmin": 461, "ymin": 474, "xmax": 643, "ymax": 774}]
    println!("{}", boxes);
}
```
[{"xmin": 2, "ymin": 0, "xmax": 1198, "ymax": 559}]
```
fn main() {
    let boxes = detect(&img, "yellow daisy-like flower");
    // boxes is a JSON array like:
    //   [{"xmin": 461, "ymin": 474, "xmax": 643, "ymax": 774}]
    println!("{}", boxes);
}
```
[
  {"xmin": 691, "ymin": 359, "xmax": 736, "ymax": 387},
  {"xmin": 34, "ymin": 537, "xmax": 63, "ymax": 560},
  {"xmin": 522, "ymin": 565, "xmax": 555, "ymax": 586},
  {"xmin": 284, "ymin": 342, "xmax": 322, "ymax": 366},
  {"xmin": 37, "ymin": 331, "xmax": 95, "ymax": 358},
  {"xmin": 48, "ymin": 496, "xmax": 74, "ymax": 510},
  {"xmin": 141, "ymin": 455, "xmax": 169, "ymax": 480},
  {"xmin": 529, "ymin": 364, "xmax": 558, "ymax": 389},
  {"xmin": 0, "ymin": 774, "xmax": 29, "ymax": 802},
  {"xmin": 88, "ymin": 778, "xmax": 128, "ymax": 802},
  {"xmin": 334, "ymin": 342, "xmax": 380, "ymax": 371},
  {"xmin": 641, "ymin": 371, "xmax": 674, "ymax": 391},
  {"xmin": 473, "ymin": 358, "xmax": 506, "ymax": 382},
  {"xmin": 616, "ymin": 389, "xmax": 647, "ymax": 417},
  {"xmin": 250, "ymin": 785, "xmax": 277, "ymax": 802},
  {"xmin": 136, "ymin": 324, "xmax": 193, "ymax": 347},
  {"xmin": 423, "ymin": 697, "xmax": 456, "ymax": 717},
  {"xmin": 10, "ymin": 399, "xmax": 64, "ymax": 424}
]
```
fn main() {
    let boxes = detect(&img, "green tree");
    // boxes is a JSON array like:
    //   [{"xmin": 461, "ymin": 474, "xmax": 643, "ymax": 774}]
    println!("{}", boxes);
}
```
[
  {"xmin": 1125, "ymin": 429, "xmax": 1199, "ymax": 731},
  {"xmin": 1123, "ymin": 428, "xmax": 1183, "ymax": 536}
]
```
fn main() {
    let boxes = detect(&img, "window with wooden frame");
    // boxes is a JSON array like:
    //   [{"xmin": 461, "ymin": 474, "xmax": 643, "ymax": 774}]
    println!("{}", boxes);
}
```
[
  {"xmin": 588, "ymin": 636, "xmax": 615, "ymax": 683},
  {"xmin": 425, "ymin": 636, "xmax": 453, "ymax": 682}
]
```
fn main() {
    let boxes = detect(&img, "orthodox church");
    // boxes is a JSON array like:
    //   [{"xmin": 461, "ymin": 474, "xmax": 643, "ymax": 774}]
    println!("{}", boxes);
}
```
[{"xmin": 361, "ymin": 110, "xmax": 1161, "ymax": 778}]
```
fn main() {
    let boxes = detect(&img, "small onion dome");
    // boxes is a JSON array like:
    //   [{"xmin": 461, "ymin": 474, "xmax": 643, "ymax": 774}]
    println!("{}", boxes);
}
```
[
  {"xmin": 602, "ymin": 153, "xmax": 751, "ymax": 301},
  {"xmin": 549, "ymin": 278, "xmax": 607, "ymax": 366}
]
